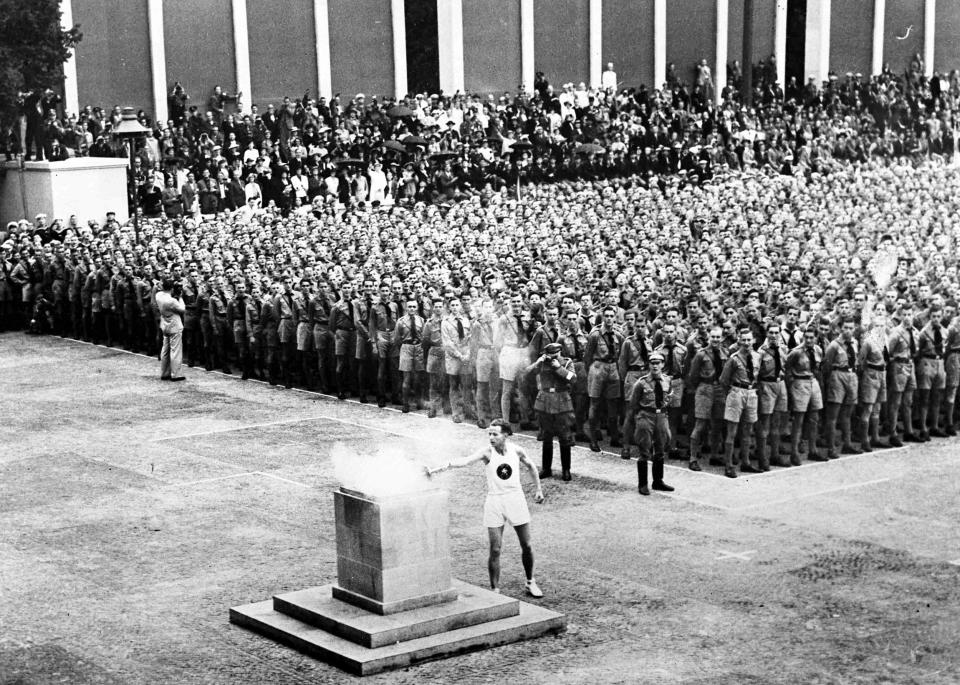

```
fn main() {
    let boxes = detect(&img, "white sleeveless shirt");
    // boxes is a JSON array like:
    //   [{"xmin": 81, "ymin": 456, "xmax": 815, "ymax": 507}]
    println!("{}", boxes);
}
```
[{"xmin": 485, "ymin": 443, "xmax": 522, "ymax": 495}]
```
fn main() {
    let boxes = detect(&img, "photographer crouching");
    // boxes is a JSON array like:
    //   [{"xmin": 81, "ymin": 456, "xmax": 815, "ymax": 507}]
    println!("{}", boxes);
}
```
[{"xmin": 156, "ymin": 278, "xmax": 186, "ymax": 381}]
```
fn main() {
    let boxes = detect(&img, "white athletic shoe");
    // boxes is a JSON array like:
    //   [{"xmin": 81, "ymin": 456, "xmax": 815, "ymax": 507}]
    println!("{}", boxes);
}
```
[{"xmin": 525, "ymin": 579, "xmax": 543, "ymax": 598}]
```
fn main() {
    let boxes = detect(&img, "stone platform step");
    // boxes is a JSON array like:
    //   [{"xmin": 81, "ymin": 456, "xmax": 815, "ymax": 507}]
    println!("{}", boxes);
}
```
[
  {"xmin": 273, "ymin": 580, "xmax": 519, "ymax": 648},
  {"xmin": 230, "ymin": 583, "xmax": 565, "ymax": 676}
]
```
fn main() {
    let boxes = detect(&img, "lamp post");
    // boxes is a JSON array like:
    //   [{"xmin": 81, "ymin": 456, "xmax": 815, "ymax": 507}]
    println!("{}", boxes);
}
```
[{"xmin": 113, "ymin": 107, "xmax": 151, "ymax": 244}]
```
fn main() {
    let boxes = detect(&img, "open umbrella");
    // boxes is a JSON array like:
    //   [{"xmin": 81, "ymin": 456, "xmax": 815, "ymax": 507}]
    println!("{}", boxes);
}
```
[
  {"xmin": 575, "ymin": 143, "xmax": 605, "ymax": 155},
  {"xmin": 383, "ymin": 140, "xmax": 407, "ymax": 154},
  {"xmin": 335, "ymin": 158, "xmax": 365, "ymax": 166},
  {"xmin": 402, "ymin": 135, "xmax": 429, "ymax": 147},
  {"xmin": 387, "ymin": 105, "xmax": 416, "ymax": 118},
  {"xmin": 509, "ymin": 141, "xmax": 534, "ymax": 151}
]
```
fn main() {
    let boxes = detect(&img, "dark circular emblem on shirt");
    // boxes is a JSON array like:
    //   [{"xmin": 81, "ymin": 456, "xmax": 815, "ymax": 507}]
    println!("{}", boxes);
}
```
[{"xmin": 496, "ymin": 463, "xmax": 513, "ymax": 480}]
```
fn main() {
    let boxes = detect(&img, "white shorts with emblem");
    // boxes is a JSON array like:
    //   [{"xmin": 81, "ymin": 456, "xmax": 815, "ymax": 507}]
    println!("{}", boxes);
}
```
[{"xmin": 483, "ymin": 491, "xmax": 531, "ymax": 528}]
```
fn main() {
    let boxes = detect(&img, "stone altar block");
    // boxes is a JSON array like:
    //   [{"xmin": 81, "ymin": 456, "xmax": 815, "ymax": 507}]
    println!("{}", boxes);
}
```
[
  {"xmin": 332, "ymin": 487, "xmax": 458, "ymax": 614},
  {"xmin": 230, "ymin": 487, "xmax": 565, "ymax": 675}
]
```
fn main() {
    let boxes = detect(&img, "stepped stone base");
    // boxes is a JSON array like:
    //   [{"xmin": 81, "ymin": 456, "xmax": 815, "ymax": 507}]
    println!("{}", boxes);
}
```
[{"xmin": 230, "ymin": 580, "xmax": 565, "ymax": 676}]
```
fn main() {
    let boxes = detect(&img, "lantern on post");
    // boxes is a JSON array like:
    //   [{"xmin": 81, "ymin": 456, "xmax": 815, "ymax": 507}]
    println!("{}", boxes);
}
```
[{"xmin": 113, "ymin": 107, "xmax": 151, "ymax": 243}]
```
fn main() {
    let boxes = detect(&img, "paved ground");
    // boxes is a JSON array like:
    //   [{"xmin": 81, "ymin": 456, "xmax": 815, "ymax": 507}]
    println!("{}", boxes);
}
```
[{"xmin": 1, "ymin": 332, "xmax": 960, "ymax": 684}]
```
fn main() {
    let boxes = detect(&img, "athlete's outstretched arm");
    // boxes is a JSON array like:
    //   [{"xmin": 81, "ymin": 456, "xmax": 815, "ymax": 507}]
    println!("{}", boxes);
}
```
[{"xmin": 425, "ymin": 448, "xmax": 488, "ymax": 476}]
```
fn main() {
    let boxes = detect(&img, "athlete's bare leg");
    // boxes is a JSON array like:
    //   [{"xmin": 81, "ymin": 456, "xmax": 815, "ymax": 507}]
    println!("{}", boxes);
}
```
[
  {"xmin": 487, "ymin": 526, "xmax": 503, "ymax": 590},
  {"xmin": 514, "ymin": 522, "xmax": 535, "ymax": 581}
]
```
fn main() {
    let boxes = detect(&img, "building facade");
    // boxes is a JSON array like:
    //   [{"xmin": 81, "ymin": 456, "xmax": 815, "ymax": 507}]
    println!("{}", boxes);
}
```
[{"xmin": 62, "ymin": 0, "xmax": 960, "ymax": 120}]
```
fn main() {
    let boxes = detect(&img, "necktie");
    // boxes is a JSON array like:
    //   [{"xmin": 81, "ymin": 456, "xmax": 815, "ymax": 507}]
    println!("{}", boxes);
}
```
[
  {"xmin": 639, "ymin": 338, "xmax": 649, "ymax": 365},
  {"xmin": 806, "ymin": 347, "xmax": 816, "ymax": 374},
  {"xmin": 605, "ymin": 332, "xmax": 616, "ymax": 361},
  {"xmin": 845, "ymin": 340, "xmax": 856, "ymax": 370},
  {"xmin": 573, "ymin": 334, "xmax": 582, "ymax": 360},
  {"xmin": 516, "ymin": 316, "xmax": 526, "ymax": 344},
  {"xmin": 934, "ymin": 326, "xmax": 943, "ymax": 355},
  {"xmin": 745, "ymin": 351, "xmax": 754, "ymax": 382},
  {"xmin": 664, "ymin": 346, "xmax": 674, "ymax": 375},
  {"xmin": 908, "ymin": 327, "xmax": 916, "ymax": 357},
  {"xmin": 347, "ymin": 302, "xmax": 355, "ymax": 325},
  {"xmin": 712, "ymin": 347, "xmax": 722, "ymax": 382},
  {"xmin": 549, "ymin": 327, "xmax": 558, "ymax": 343},
  {"xmin": 457, "ymin": 318, "xmax": 464, "ymax": 340},
  {"xmin": 410, "ymin": 315, "xmax": 418, "ymax": 340},
  {"xmin": 882, "ymin": 343, "xmax": 890, "ymax": 364},
  {"xmin": 773, "ymin": 346, "xmax": 782, "ymax": 377},
  {"xmin": 653, "ymin": 378, "xmax": 664, "ymax": 409}
]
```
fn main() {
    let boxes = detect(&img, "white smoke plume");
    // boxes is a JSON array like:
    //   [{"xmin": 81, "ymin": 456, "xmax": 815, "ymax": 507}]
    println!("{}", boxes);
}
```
[{"xmin": 331, "ymin": 442, "xmax": 434, "ymax": 499}]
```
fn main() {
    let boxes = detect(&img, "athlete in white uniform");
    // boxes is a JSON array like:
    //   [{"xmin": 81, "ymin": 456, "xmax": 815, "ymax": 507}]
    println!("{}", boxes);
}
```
[{"xmin": 427, "ymin": 419, "xmax": 546, "ymax": 597}]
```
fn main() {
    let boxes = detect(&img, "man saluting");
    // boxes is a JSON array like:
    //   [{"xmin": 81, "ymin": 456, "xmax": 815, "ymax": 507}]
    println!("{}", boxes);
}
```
[{"xmin": 426, "ymin": 419, "xmax": 546, "ymax": 598}]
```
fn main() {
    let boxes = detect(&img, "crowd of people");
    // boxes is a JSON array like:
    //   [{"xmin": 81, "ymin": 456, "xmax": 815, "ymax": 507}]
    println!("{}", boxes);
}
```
[{"xmin": 4, "ymin": 55, "xmax": 960, "ymax": 492}]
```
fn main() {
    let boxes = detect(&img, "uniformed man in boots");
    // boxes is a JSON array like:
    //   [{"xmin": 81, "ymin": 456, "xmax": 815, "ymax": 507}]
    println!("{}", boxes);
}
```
[
  {"xmin": 442, "ymin": 297, "xmax": 472, "ymax": 423},
  {"xmin": 687, "ymin": 326, "xmax": 728, "ymax": 471},
  {"xmin": 822, "ymin": 318, "xmax": 860, "ymax": 458},
  {"xmin": 245, "ymin": 283, "xmax": 264, "ymax": 380},
  {"xmin": 262, "ymin": 281, "xmax": 281, "ymax": 385},
  {"xmin": 229, "ymin": 281, "xmax": 251, "ymax": 378},
  {"xmin": 584, "ymin": 305, "xmax": 625, "ymax": 451},
  {"xmin": 916, "ymin": 305, "xmax": 948, "ymax": 439},
  {"xmin": 310, "ymin": 281, "xmax": 334, "ymax": 393},
  {"xmin": 856, "ymin": 316, "xmax": 888, "ymax": 451},
  {"xmin": 472, "ymin": 298, "xmax": 498, "ymax": 428},
  {"xmin": 394, "ymin": 298, "xmax": 425, "ymax": 412},
  {"xmin": 944, "ymin": 309, "xmax": 960, "ymax": 436},
  {"xmin": 886, "ymin": 312, "xmax": 918, "ymax": 444},
  {"xmin": 560, "ymin": 308, "xmax": 590, "ymax": 441},
  {"xmin": 756, "ymin": 320, "xmax": 790, "ymax": 467},
  {"xmin": 628, "ymin": 352, "xmax": 675, "ymax": 496},
  {"xmin": 370, "ymin": 282, "xmax": 401, "ymax": 406},
  {"xmin": 330, "ymin": 282, "xmax": 358, "ymax": 399},
  {"xmin": 720, "ymin": 326, "xmax": 762, "ymax": 476},
  {"xmin": 785, "ymin": 328, "xmax": 825, "ymax": 464},
  {"xmin": 209, "ymin": 278, "xmax": 233, "ymax": 373},
  {"xmin": 181, "ymin": 268, "xmax": 201, "ymax": 367},
  {"xmin": 654, "ymin": 322, "xmax": 687, "ymax": 459},
  {"xmin": 618, "ymin": 309, "xmax": 652, "ymax": 461},
  {"xmin": 422, "ymin": 298, "xmax": 447, "ymax": 418},
  {"xmin": 275, "ymin": 276, "xmax": 298, "ymax": 388},
  {"xmin": 527, "ymin": 342, "xmax": 577, "ymax": 481},
  {"xmin": 295, "ymin": 279, "xmax": 314, "ymax": 389}
]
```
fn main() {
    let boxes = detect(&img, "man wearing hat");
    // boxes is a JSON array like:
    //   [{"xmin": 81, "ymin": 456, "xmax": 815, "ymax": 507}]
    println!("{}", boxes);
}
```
[
  {"xmin": 526, "ymin": 342, "xmax": 577, "ymax": 481},
  {"xmin": 627, "ymin": 351, "xmax": 675, "ymax": 495}
]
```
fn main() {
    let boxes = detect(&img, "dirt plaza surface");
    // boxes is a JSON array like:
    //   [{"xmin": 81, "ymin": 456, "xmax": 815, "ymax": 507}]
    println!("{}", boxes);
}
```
[{"xmin": 2, "ymin": 332, "xmax": 960, "ymax": 684}]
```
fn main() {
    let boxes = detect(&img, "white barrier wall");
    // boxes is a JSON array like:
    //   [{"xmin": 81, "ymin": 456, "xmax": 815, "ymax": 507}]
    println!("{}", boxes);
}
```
[{"xmin": 1, "ymin": 158, "xmax": 129, "ymax": 228}]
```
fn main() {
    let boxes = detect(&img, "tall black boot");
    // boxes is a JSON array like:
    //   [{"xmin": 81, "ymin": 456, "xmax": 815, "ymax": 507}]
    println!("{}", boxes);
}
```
[
  {"xmin": 559, "ymin": 443, "xmax": 572, "ymax": 481},
  {"xmin": 652, "ymin": 460, "xmax": 675, "ymax": 491},
  {"xmin": 539, "ymin": 441, "xmax": 553, "ymax": 478},
  {"xmin": 637, "ymin": 459, "xmax": 650, "ymax": 496}
]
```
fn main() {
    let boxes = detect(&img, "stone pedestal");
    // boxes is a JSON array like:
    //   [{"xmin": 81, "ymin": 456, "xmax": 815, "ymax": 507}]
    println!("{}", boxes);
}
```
[
  {"xmin": 230, "ymin": 487, "xmax": 565, "ymax": 676},
  {"xmin": 1, "ymin": 158, "xmax": 129, "ymax": 227},
  {"xmin": 333, "ymin": 487, "xmax": 457, "ymax": 614}
]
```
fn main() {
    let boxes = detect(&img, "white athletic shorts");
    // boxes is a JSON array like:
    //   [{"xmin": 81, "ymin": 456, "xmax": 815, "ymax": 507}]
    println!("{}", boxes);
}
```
[{"xmin": 483, "ymin": 491, "xmax": 531, "ymax": 528}]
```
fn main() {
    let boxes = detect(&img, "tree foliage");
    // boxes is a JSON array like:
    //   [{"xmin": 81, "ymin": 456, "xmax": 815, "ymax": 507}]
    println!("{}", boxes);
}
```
[{"xmin": 0, "ymin": 0, "xmax": 82, "ymax": 130}]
